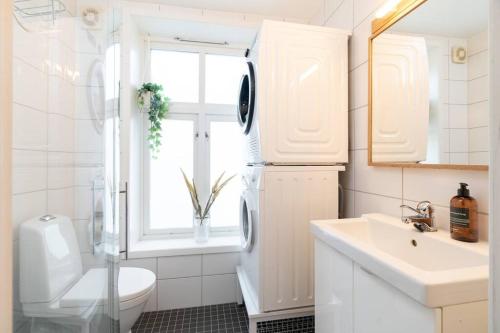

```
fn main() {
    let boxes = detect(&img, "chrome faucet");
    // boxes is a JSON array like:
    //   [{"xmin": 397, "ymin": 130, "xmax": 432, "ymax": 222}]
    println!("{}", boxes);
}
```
[{"xmin": 400, "ymin": 201, "xmax": 437, "ymax": 232}]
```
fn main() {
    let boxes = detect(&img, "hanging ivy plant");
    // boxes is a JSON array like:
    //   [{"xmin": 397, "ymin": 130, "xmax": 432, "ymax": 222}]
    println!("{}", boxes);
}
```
[{"xmin": 137, "ymin": 83, "xmax": 169, "ymax": 159}]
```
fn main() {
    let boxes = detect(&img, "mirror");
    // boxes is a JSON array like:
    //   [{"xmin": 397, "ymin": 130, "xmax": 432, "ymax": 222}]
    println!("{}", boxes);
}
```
[{"xmin": 369, "ymin": 0, "xmax": 489, "ymax": 170}]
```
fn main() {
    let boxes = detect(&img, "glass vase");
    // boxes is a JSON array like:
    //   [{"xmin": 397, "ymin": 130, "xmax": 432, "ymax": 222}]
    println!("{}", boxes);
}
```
[{"xmin": 193, "ymin": 216, "xmax": 210, "ymax": 243}]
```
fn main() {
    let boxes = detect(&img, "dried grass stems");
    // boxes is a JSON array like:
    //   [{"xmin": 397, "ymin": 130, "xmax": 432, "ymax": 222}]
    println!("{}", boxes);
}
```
[{"xmin": 181, "ymin": 169, "xmax": 236, "ymax": 225}]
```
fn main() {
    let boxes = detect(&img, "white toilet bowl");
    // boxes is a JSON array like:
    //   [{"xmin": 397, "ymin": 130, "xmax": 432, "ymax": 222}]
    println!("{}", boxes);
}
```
[
  {"xmin": 19, "ymin": 215, "xmax": 156, "ymax": 333},
  {"xmin": 118, "ymin": 267, "xmax": 156, "ymax": 333}
]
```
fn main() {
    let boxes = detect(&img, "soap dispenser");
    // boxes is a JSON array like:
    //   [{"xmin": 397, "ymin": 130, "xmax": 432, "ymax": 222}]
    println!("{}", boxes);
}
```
[{"xmin": 450, "ymin": 183, "xmax": 478, "ymax": 242}]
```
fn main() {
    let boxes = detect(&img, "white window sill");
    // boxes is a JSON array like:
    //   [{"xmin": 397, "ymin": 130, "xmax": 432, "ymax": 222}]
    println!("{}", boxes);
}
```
[{"xmin": 128, "ymin": 235, "xmax": 242, "ymax": 258}]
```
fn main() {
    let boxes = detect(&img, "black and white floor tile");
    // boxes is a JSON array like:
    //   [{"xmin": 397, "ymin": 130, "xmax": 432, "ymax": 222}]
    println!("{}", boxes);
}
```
[{"xmin": 131, "ymin": 303, "xmax": 315, "ymax": 333}]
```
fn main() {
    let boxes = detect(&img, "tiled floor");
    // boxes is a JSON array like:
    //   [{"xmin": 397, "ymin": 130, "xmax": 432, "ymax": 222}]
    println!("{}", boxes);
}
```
[
  {"xmin": 131, "ymin": 303, "xmax": 249, "ymax": 333},
  {"xmin": 131, "ymin": 303, "xmax": 315, "ymax": 333}
]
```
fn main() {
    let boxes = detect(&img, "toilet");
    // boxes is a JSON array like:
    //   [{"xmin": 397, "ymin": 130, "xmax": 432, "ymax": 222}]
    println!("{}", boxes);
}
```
[{"xmin": 19, "ymin": 215, "xmax": 155, "ymax": 333}]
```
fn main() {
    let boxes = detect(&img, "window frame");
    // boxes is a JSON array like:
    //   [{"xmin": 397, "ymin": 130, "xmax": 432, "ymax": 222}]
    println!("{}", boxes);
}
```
[{"xmin": 141, "ymin": 42, "xmax": 244, "ymax": 239}]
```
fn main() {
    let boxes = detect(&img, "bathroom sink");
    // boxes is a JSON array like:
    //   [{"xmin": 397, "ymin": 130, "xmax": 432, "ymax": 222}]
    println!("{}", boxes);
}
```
[{"xmin": 310, "ymin": 213, "xmax": 489, "ymax": 308}]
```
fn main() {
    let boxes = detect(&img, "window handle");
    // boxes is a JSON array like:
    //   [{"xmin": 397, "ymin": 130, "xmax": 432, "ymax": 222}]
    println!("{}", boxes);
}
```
[
  {"xmin": 205, "ymin": 132, "xmax": 209, "ymax": 139},
  {"xmin": 195, "ymin": 132, "xmax": 199, "ymax": 138}
]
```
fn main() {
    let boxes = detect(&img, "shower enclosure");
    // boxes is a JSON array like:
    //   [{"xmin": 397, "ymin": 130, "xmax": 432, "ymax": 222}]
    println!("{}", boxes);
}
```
[{"xmin": 11, "ymin": 0, "xmax": 121, "ymax": 332}]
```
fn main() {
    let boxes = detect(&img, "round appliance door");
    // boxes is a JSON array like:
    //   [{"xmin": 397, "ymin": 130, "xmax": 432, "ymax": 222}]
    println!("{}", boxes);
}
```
[
  {"xmin": 239, "ymin": 191, "xmax": 254, "ymax": 251},
  {"xmin": 237, "ymin": 62, "xmax": 255, "ymax": 135}
]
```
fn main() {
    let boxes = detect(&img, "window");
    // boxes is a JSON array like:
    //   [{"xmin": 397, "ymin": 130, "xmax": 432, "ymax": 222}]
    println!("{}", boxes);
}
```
[{"xmin": 144, "ymin": 46, "xmax": 246, "ymax": 237}]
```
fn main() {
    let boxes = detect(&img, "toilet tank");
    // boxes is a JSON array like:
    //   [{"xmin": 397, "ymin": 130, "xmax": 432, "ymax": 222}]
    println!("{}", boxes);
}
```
[{"xmin": 20, "ymin": 215, "xmax": 83, "ymax": 304}]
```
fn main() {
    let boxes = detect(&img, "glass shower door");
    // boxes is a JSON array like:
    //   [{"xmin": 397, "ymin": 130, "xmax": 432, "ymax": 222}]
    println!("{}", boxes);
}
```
[{"xmin": 11, "ymin": 1, "xmax": 121, "ymax": 332}]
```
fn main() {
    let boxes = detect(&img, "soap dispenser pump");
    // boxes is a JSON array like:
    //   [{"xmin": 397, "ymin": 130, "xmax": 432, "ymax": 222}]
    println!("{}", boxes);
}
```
[{"xmin": 450, "ymin": 183, "xmax": 478, "ymax": 242}]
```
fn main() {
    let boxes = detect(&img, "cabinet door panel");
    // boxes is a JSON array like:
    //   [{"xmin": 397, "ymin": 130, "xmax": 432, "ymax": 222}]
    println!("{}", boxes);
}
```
[
  {"xmin": 315, "ymin": 240, "xmax": 353, "ymax": 333},
  {"xmin": 353, "ymin": 264, "xmax": 440, "ymax": 333},
  {"xmin": 262, "ymin": 170, "xmax": 338, "ymax": 311},
  {"xmin": 442, "ymin": 301, "xmax": 488, "ymax": 333},
  {"xmin": 372, "ymin": 33, "xmax": 429, "ymax": 163}
]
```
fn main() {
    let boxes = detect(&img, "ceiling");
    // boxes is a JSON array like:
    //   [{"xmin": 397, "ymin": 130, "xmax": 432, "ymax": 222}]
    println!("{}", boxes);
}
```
[
  {"xmin": 128, "ymin": 0, "xmax": 322, "ymax": 20},
  {"xmin": 390, "ymin": 0, "xmax": 488, "ymax": 38},
  {"xmin": 133, "ymin": 16, "xmax": 258, "ymax": 45}
]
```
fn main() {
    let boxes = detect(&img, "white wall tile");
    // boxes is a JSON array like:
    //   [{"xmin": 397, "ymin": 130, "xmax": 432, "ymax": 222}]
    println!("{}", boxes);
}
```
[
  {"xmin": 449, "ymin": 81, "xmax": 467, "ymax": 105},
  {"xmin": 348, "ymin": 110, "xmax": 355, "ymax": 150},
  {"xmin": 348, "ymin": 62, "xmax": 368, "ymax": 109},
  {"xmin": 75, "ymin": 119, "xmax": 103, "ymax": 153},
  {"xmin": 72, "ymin": 219, "xmax": 91, "ymax": 253},
  {"xmin": 324, "ymin": 0, "xmax": 353, "ymax": 31},
  {"xmin": 13, "ymin": 58, "xmax": 47, "ymax": 111},
  {"xmin": 309, "ymin": 6, "xmax": 326, "ymax": 25},
  {"xmin": 158, "ymin": 255, "xmax": 202, "ymax": 279},
  {"xmin": 468, "ymin": 101, "xmax": 489, "ymax": 128},
  {"xmin": 202, "ymin": 253, "xmax": 239, "ymax": 275},
  {"xmin": 202, "ymin": 274, "xmax": 237, "ymax": 305},
  {"xmin": 121, "ymin": 258, "xmax": 157, "ymax": 274},
  {"xmin": 12, "ymin": 191, "xmax": 47, "ymax": 240},
  {"xmin": 74, "ymin": 186, "xmax": 92, "ymax": 219},
  {"xmin": 325, "ymin": 0, "xmax": 344, "ymax": 20},
  {"xmin": 449, "ymin": 61, "xmax": 467, "ymax": 81},
  {"xmin": 468, "ymin": 30, "xmax": 488, "ymax": 55},
  {"xmin": 339, "ymin": 150, "xmax": 354, "ymax": 190},
  {"xmin": 468, "ymin": 51, "xmax": 488, "ymax": 80},
  {"xmin": 469, "ymin": 127, "xmax": 489, "ymax": 153},
  {"xmin": 402, "ymin": 168, "xmax": 488, "ymax": 214},
  {"xmin": 349, "ymin": 16, "xmax": 370, "ymax": 70},
  {"xmin": 12, "ymin": 150, "xmax": 47, "ymax": 195},
  {"xmin": 353, "ymin": 106, "xmax": 368, "ymax": 149},
  {"xmin": 354, "ymin": 191, "xmax": 401, "ymax": 218},
  {"xmin": 48, "ymin": 187, "xmax": 74, "ymax": 217},
  {"xmin": 48, "ymin": 114, "xmax": 75, "ymax": 152},
  {"xmin": 448, "ymin": 105, "xmax": 468, "ymax": 129},
  {"xmin": 12, "ymin": 103, "xmax": 47, "ymax": 151},
  {"xmin": 354, "ymin": 149, "xmax": 402, "ymax": 198},
  {"xmin": 157, "ymin": 277, "xmax": 202, "ymax": 310},
  {"xmin": 353, "ymin": 0, "xmax": 385, "ymax": 27},
  {"xmin": 468, "ymin": 76, "xmax": 489, "ymax": 104},
  {"xmin": 13, "ymin": 22, "xmax": 48, "ymax": 72},
  {"xmin": 343, "ymin": 189, "xmax": 355, "ymax": 218},
  {"xmin": 449, "ymin": 129, "xmax": 468, "ymax": 153},
  {"xmin": 469, "ymin": 152, "xmax": 489, "ymax": 165},
  {"xmin": 48, "ymin": 152, "xmax": 74, "ymax": 189},
  {"xmin": 449, "ymin": 153, "xmax": 469, "ymax": 165},
  {"xmin": 48, "ymin": 75, "xmax": 75, "ymax": 118}
]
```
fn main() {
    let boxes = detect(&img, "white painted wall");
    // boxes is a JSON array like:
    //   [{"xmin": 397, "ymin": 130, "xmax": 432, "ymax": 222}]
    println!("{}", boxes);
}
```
[{"xmin": 309, "ymin": 0, "xmax": 489, "ymax": 239}]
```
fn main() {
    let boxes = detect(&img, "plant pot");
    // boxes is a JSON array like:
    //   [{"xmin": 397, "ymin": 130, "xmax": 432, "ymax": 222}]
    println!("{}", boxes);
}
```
[{"xmin": 193, "ymin": 216, "xmax": 210, "ymax": 243}]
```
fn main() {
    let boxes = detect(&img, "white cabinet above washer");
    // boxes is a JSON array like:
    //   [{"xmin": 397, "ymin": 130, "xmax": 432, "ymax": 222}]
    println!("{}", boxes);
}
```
[{"xmin": 240, "ymin": 21, "xmax": 350, "ymax": 165}]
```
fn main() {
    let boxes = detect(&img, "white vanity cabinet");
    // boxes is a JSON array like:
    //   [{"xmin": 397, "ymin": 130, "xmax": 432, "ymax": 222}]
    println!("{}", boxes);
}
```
[{"xmin": 315, "ymin": 239, "xmax": 488, "ymax": 333}]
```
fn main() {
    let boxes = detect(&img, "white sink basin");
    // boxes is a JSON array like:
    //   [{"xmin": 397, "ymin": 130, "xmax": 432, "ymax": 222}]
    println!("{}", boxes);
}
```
[{"xmin": 310, "ymin": 213, "xmax": 489, "ymax": 308}]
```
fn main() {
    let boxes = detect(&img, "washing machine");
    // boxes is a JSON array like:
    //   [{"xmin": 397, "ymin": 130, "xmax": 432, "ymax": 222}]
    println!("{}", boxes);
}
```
[
  {"xmin": 237, "ymin": 20, "xmax": 350, "ymax": 165},
  {"xmin": 237, "ymin": 164, "xmax": 344, "ymax": 318}
]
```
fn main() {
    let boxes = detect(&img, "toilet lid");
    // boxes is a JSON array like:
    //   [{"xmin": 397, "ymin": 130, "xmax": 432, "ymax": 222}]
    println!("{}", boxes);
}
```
[{"xmin": 59, "ymin": 267, "xmax": 155, "ymax": 308}]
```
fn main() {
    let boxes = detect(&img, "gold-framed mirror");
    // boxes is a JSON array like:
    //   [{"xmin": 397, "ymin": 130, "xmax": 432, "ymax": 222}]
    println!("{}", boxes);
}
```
[{"xmin": 368, "ymin": 0, "xmax": 489, "ymax": 171}]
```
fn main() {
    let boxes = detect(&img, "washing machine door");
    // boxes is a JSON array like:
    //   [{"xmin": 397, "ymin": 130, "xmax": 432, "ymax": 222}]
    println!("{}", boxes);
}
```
[
  {"xmin": 239, "ymin": 190, "xmax": 254, "ymax": 251},
  {"xmin": 237, "ymin": 62, "xmax": 255, "ymax": 135}
]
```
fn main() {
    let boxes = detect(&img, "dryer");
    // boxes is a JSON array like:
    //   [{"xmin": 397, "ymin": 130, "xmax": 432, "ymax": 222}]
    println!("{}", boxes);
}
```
[
  {"xmin": 237, "ymin": 20, "xmax": 350, "ymax": 165},
  {"xmin": 237, "ymin": 165, "xmax": 344, "ymax": 315}
]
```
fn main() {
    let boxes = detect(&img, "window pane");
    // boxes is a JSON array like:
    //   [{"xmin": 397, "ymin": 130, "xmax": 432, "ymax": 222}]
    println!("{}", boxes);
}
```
[
  {"xmin": 205, "ymin": 55, "xmax": 247, "ymax": 105},
  {"xmin": 209, "ymin": 121, "xmax": 244, "ymax": 228},
  {"xmin": 150, "ymin": 119, "xmax": 194, "ymax": 230},
  {"xmin": 151, "ymin": 50, "xmax": 199, "ymax": 103}
]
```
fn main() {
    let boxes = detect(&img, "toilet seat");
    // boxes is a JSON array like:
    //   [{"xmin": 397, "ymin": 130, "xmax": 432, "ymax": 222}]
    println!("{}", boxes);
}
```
[{"xmin": 118, "ymin": 267, "xmax": 156, "ymax": 310}]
